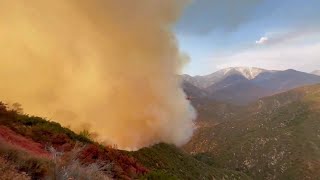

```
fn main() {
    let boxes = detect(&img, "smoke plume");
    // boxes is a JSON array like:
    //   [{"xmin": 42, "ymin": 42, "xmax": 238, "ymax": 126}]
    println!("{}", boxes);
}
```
[{"xmin": 0, "ymin": 0, "xmax": 196, "ymax": 149}]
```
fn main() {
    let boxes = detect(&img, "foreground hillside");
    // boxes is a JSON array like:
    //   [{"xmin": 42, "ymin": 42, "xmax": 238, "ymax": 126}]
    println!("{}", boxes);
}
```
[
  {"xmin": 185, "ymin": 84, "xmax": 320, "ymax": 179},
  {"xmin": 0, "ymin": 102, "xmax": 248, "ymax": 180},
  {"xmin": 0, "ymin": 103, "xmax": 147, "ymax": 179}
]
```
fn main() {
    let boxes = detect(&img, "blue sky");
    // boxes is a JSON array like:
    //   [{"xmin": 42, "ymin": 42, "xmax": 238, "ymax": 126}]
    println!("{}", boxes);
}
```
[{"xmin": 176, "ymin": 0, "xmax": 320, "ymax": 75}]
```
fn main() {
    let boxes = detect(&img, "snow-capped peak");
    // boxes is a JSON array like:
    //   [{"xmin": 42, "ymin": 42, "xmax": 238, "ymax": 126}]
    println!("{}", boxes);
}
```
[
  {"xmin": 220, "ymin": 67, "xmax": 267, "ymax": 80},
  {"xmin": 183, "ymin": 67, "xmax": 273, "ymax": 89}
]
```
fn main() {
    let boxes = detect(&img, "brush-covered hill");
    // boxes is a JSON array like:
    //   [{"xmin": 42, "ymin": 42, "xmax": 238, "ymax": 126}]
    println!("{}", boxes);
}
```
[
  {"xmin": 184, "ymin": 84, "xmax": 320, "ymax": 179},
  {"xmin": 129, "ymin": 143, "xmax": 250, "ymax": 180},
  {"xmin": 0, "ymin": 102, "xmax": 249, "ymax": 180}
]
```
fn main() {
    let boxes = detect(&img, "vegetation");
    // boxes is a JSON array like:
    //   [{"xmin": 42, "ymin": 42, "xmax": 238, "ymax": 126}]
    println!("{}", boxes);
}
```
[
  {"xmin": 0, "ymin": 156, "xmax": 30, "ymax": 180},
  {"xmin": 0, "ymin": 141, "xmax": 53, "ymax": 179},
  {"xmin": 0, "ymin": 101, "xmax": 249, "ymax": 179},
  {"xmin": 0, "ymin": 102, "xmax": 147, "ymax": 179},
  {"xmin": 49, "ymin": 145, "xmax": 112, "ymax": 180},
  {"xmin": 3, "ymin": 84, "xmax": 318, "ymax": 179},
  {"xmin": 185, "ymin": 84, "xmax": 320, "ymax": 179},
  {"xmin": 129, "ymin": 143, "xmax": 250, "ymax": 180}
]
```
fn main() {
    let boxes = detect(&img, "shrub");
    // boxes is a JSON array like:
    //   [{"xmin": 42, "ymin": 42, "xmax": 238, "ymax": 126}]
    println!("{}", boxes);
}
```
[
  {"xmin": 79, "ymin": 129, "xmax": 93, "ymax": 141},
  {"xmin": 0, "ymin": 142, "xmax": 53, "ymax": 179},
  {"xmin": 10, "ymin": 103, "xmax": 23, "ymax": 114},
  {"xmin": 49, "ymin": 145, "xmax": 113, "ymax": 180},
  {"xmin": 0, "ymin": 156, "xmax": 30, "ymax": 180}
]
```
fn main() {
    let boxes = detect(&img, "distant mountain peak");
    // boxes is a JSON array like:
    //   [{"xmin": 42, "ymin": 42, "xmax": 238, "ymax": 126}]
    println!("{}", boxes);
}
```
[
  {"xmin": 183, "ymin": 67, "xmax": 272, "ymax": 89},
  {"xmin": 219, "ymin": 67, "xmax": 267, "ymax": 80}
]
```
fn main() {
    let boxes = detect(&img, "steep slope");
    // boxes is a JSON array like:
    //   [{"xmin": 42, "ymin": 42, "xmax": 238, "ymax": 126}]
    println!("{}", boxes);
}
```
[
  {"xmin": 0, "ymin": 104, "xmax": 145, "ymax": 179},
  {"xmin": 208, "ymin": 80, "xmax": 271, "ymax": 105},
  {"xmin": 185, "ymin": 84, "xmax": 320, "ymax": 179},
  {"xmin": 312, "ymin": 70, "xmax": 320, "ymax": 76},
  {"xmin": 205, "ymin": 74, "xmax": 249, "ymax": 93},
  {"xmin": 220, "ymin": 67, "xmax": 268, "ymax": 80},
  {"xmin": 129, "ymin": 143, "xmax": 250, "ymax": 180},
  {"xmin": 193, "ymin": 98, "xmax": 243, "ymax": 125},
  {"xmin": 252, "ymin": 69, "xmax": 320, "ymax": 92},
  {"xmin": 182, "ymin": 81, "xmax": 245, "ymax": 125},
  {"xmin": 182, "ymin": 80, "xmax": 208, "ymax": 99}
]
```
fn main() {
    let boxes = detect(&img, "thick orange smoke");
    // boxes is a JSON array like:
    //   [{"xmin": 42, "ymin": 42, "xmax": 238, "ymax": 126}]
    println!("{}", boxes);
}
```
[{"xmin": 0, "ymin": 0, "xmax": 196, "ymax": 149}]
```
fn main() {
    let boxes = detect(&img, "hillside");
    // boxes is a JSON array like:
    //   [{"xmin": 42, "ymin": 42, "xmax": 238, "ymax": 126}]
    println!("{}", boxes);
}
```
[
  {"xmin": 207, "ymin": 80, "xmax": 271, "ymax": 105},
  {"xmin": 0, "ymin": 103, "xmax": 148, "ymax": 179},
  {"xmin": 129, "ymin": 143, "xmax": 250, "ymax": 179},
  {"xmin": 312, "ymin": 70, "xmax": 320, "ymax": 76},
  {"xmin": 184, "ymin": 84, "xmax": 320, "ymax": 179},
  {"xmin": 0, "ymin": 101, "xmax": 249, "ymax": 180}
]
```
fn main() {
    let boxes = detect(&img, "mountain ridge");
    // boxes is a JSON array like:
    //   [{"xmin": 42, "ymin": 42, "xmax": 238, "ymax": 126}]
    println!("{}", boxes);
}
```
[
  {"xmin": 183, "ymin": 67, "xmax": 320, "ymax": 105},
  {"xmin": 183, "ymin": 67, "xmax": 270, "ymax": 89}
]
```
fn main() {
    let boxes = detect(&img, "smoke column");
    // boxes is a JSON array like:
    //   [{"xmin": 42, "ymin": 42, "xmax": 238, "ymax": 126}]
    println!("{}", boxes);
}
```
[{"xmin": 0, "ymin": 0, "xmax": 196, "ymax": 149}]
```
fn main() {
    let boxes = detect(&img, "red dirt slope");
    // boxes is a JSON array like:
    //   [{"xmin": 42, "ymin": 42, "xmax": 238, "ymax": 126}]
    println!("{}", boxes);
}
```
[{"xmin": 0, "ymin": 126, "xmax": 50, "ymax": 158}]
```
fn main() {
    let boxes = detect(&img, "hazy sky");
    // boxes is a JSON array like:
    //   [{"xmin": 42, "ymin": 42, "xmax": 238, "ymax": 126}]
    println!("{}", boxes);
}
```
[{"xmin": 176, "ymin": 0, "xmax": 320, "ymax": 75}]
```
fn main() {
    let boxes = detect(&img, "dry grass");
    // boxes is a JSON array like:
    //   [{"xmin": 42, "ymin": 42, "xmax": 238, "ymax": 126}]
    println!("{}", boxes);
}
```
[
  {"xmin": 49, "ymin": 145, "xmax": 113, "ymax": 180},
  {"xmin": 0, "ymin": 141, "xmax": 113, "ymax": 180},
  {"xmin": 0, "ymin": 141, "xmax": 53, "ymax": 179},
  {"xmin": 0, "ymin": 156, "xmax": 31, "ymax": 180}
]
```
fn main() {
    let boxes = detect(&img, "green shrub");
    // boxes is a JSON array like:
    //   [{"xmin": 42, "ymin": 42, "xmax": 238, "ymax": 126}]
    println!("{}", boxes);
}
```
[
  {"xmin": 79, "ymin": 129, "xmax": 93, "ymax": 141},
  {"xmin": 13, "ymin": 115, "xmax": 93, "ymax": 144}
]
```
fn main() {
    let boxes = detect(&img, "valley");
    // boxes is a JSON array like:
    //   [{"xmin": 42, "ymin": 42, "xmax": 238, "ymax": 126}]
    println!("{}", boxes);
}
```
[{"xmin": 184, "ymin": 83, "xmax": 320, "ymax": 179}]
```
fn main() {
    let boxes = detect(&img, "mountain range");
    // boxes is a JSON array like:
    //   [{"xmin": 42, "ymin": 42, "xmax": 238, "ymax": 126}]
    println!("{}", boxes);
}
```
[{"xmin": 183, "ymin": 67, "xmax": 320, "ymax": 105}]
